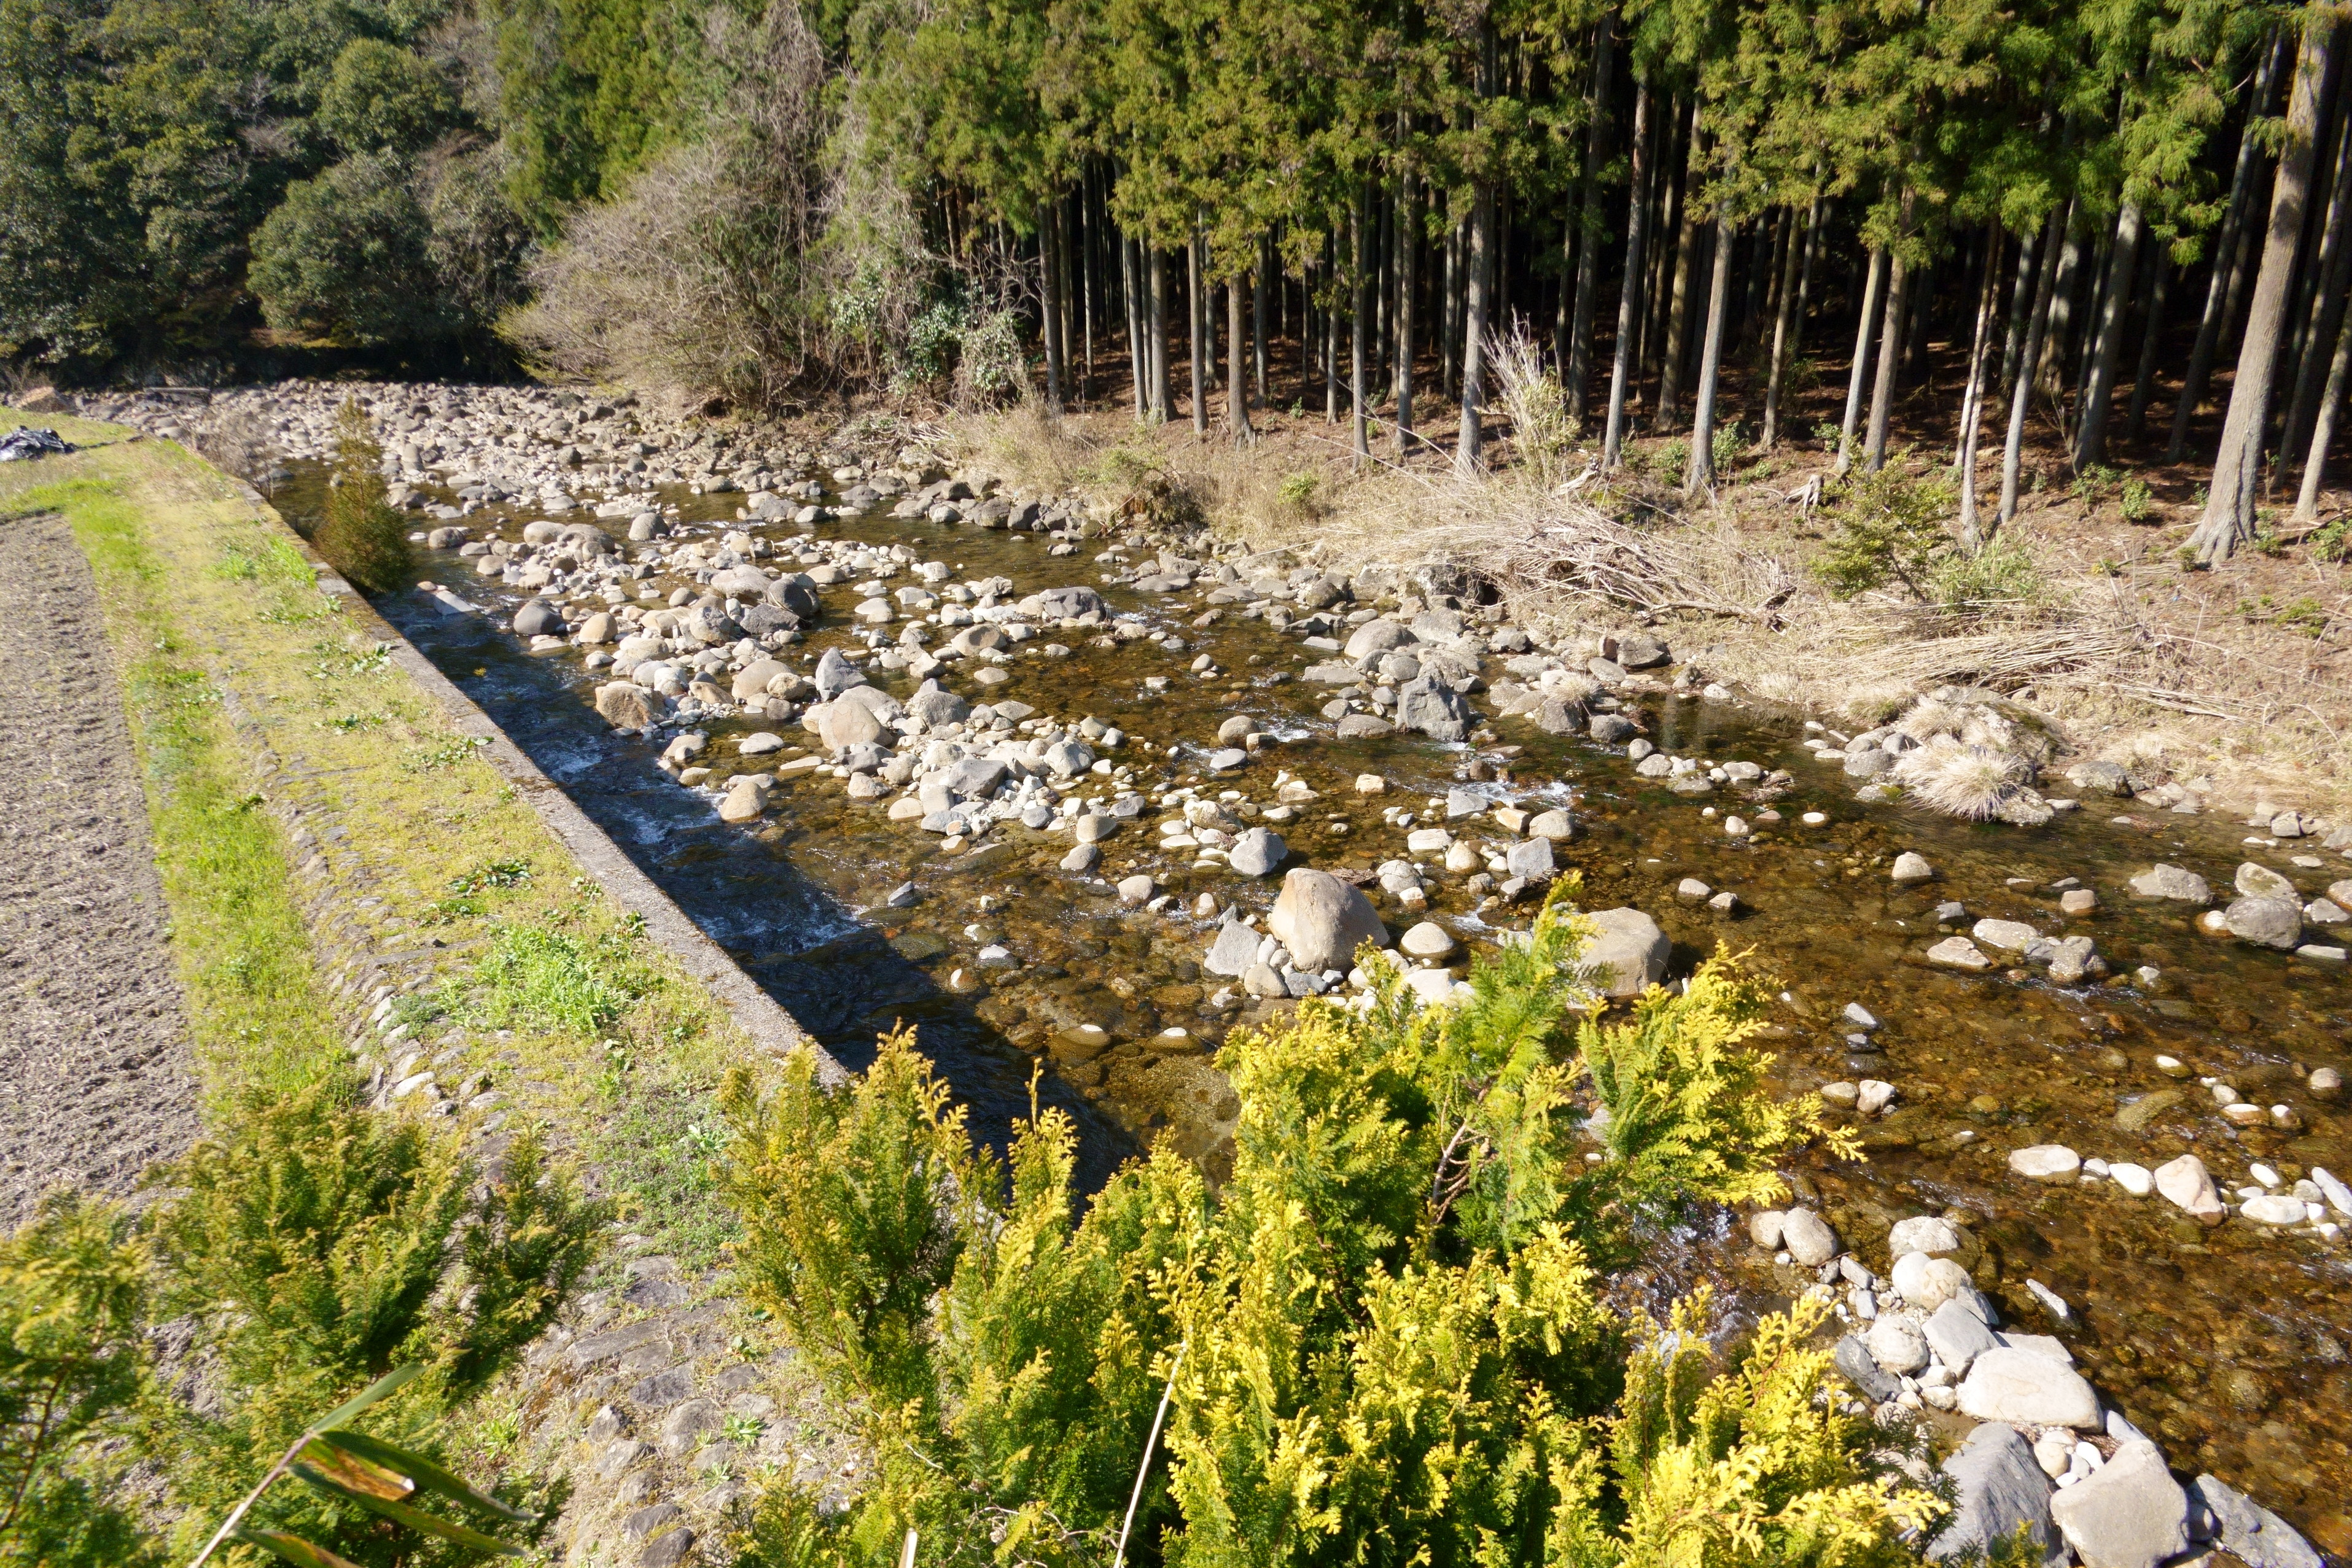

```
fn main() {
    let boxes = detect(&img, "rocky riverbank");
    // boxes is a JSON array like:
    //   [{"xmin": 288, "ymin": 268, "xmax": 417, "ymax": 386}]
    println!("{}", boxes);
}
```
[{"xmin": 78, "ymin": 379, "xmax": 2352, "ymax": 1559}]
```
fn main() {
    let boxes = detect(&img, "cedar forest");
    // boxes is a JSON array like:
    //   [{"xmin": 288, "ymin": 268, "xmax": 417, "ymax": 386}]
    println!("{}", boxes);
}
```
[{"xmin": 6, "ymin": 0, "xmax": 2348, "ymax": 564}]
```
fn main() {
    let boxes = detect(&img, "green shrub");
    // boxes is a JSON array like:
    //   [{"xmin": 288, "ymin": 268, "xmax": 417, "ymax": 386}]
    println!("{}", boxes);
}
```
[
  {"xmin": 2120, "ymin": 476, "xmax": 2154, "ymax": 522},
  {"xmin": 316, "ymin": 39, "xmax": 458, "ymax": 155},
  {"xmin": 1812, "ymin": 462, "xmax": 1955, "ymax": 599},
  {"xmin": 139, "ymin": 1085, "xmax": 602, "ymax": 1562},
  {"xmin": 314, "ymin": 402, "xmax": 413, "ymax": 594},
  {"xmin": 721, "ymin": 891, "xmax": 1901, "ymax": 1568},
  {"xmin": 251, "ymin": 158, "xmax": 460, "ymax": 348},
  {"xmin": 0, "ymin": 1198, "xmax": 158, "ymax": 1568},
  {"xmin": 1928, "ymin": 536, "xmax": 2043, "ymax": 607}
]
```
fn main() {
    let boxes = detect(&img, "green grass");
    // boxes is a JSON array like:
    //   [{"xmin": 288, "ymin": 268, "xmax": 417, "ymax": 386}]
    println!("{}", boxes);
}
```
[{"xmin": 9, "ymin": 474, "xmax": 345, "ymax": 1104}]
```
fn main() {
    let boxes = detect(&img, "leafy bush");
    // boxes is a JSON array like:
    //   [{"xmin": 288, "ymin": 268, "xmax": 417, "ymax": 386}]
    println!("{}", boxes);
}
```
[
  {"xmin": 2119, "ymin": 476, "xmax": 2154, "ymax": 522},
  {"xmin": 317, "ymin": 40, "xmax": 459, "ymax": 155},
  {"xmin": 721, "ymin": 894, "xmax": 1907, "ymax": 1568},
  {"xmin": 1927, "ymin": 537, "xmax": 2043, "ymax": 607},
  {"xmin": 140, "ymin": 1085, "xmax": 602, "ymax": 1562},
  {"xmin": 314, "ymin": 400, "xmax": 413, "ymax": 593},
  {"xmin": 0, "ymin": 1198, "xmax": 157, "ymax": 1568},
  {"xmin": 250, "ymin": 157, "xmax": 461, "ymax": 347},
  {"xmin": 1811, "ymin": 462, "xmax": 1955, "ymax": 599}
]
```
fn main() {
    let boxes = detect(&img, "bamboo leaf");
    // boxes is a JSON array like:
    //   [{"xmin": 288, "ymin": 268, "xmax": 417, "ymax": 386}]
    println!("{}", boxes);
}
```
[
  {"xmin": 324, "ymin": 1488, "xmax": 523, "ymax": 1555},
  {"xmin": 320, "ymin": 1428, "xmax": 531, "ymax": 1521},
  {"xmin": 232, "ymin": 1527, "xmax": 367, "ymax": 1568},
  {"xmin": 290, "ymin": 1435, "xmax": 415, "ymax": 1504},
  {"xmin": 309, "ymin": 1365, "xmax": 423, "ymax": 1434}
]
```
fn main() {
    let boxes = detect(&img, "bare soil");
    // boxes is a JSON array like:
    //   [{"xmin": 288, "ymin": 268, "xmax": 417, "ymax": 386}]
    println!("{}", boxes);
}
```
[{"xmin": 0, "ymin": 510, "xmax": 198, "ymax": 1225}]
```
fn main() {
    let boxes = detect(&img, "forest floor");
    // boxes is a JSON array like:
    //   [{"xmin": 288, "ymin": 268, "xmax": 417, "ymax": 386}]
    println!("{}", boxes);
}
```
[{"xmin": 949, "ymin": 328, "xmax": 2352, "ymax": 818}]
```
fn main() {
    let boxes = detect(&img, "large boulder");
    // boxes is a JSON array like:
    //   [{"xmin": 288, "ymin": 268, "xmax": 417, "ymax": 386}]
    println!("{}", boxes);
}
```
[
  {"xmin": 1955, "ymin": 1347, "xmax": 2101, "ymax": 1429},
  {"xmin": 906, "ymin": 680, "xmax": 970, "ymax": 728},
  {"xmin": 1393, "ymin": 674, "xmax": 1471, "ymax": 742},
  {"xmin": 593, "ymin": 682, "xmax": 663, "ymax": 729},
  {"xmin": 513, "ymin": 598, "xmax": 561, "ymax": 637},
  {"xmin": 1027, "ymin": 584, "xmax": 1107, "ymax": 619},
  {"xmin": 1268, "ymin": 868, "xmax": 1390, "ymax": 972},
  {"xmin": 1926, "ymin": 1424, "xmax": 2065, "ymax": 1568},
  {"xmin": 732, "ymin": 658, "xmax": 790, "ymax": 701},
  {"xmin": 710, "ymin": 565, "xmax": 770, "ymax": 597},
  {"xmin": 1344, "ymin": 618, "xmax": 1417, "ymax": 663},
  {"xmin": 1229, "ymin": 826, "xmax": 1287, "ymax": 877},
  {"xmin": 2187, "ymin": 1473, "xmax": 2326, "ymax": 1568},
  {"xmin": 814, "ymin": 646, "xmax": 865, "ymax": 699},
  {"xmin": 766, "ymin": 575, "xmax": 820, "ymax": 620},
  {"xmin": 2049, "ymin": 1441, "xmax": 2188, "ymax": 1568},
  {"xmin": 814, "ymin": 698, "xmax": 885, "ymax": 750},
  {"xmin": 1576, "ymin": 908, "xmax": 1669, "ymax": 997},
  {"xmin": 2223, "ymin": 896, "xmax": 2302, "ymax": 949}
]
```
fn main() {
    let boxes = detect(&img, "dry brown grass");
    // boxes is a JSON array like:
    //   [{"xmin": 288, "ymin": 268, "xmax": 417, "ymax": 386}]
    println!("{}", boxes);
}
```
[{"xmin": 941, "ymin": 396, "xmax": 2352, "ymax": 815}]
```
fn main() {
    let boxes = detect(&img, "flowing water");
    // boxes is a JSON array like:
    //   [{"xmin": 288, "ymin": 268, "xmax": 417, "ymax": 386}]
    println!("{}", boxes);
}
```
[{"xmin": 276, "ymin": 462, "xmax": 2352, "ymax": 1537}]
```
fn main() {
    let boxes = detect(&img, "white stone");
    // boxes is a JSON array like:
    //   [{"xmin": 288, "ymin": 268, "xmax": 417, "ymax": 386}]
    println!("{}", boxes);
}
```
[
  {"xmin": 2109, "ymin": 1162, "xmax": 2154, "ymax": 1197},
  {"xmin": 1955, "ymin": 1346, "xmax": 2102, "ymax": 1429},
  {"xmin": 2009, "ymin": 1144, "xmax": 2082, "ymax": 1182}
]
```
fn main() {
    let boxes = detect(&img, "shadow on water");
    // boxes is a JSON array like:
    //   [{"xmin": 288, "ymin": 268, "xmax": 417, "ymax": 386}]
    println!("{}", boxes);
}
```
[{"xmin": 366, "ymin": 548, "xmax": 1139, "ymax": 1190}]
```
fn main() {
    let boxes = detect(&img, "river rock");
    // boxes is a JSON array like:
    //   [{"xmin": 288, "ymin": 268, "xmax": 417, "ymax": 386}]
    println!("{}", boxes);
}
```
[
  {"xmin": 2129, "ymin": 863, "xmax": 2211, "ymax": 903},
  {"xmin": 2009, "ymin": 1144, "xmax": 2082, "ymax": 1182},
  {"xmin": 718, "ymin": 776, "xmax": 771, "ymax": 823},
  {"xmin": 1887, "ymin": 1216, "xmax": 1964, "ymax": 1259},
  {"xmin": 1749, "ymin": 1211, "xmax": 1786, "ymax": 1249},
  {"xmin": 1344, "ymin": 618, "xmax": 1416, "ymax": 662},
  {"xmin": 2239, "ymin": 1193, "xmax": 2307, "ymax": 1225},
  {"xmin": 1337, "ymin": 713, "xmax": 1395, "ymax": 739},
  {"xmin": 2235, "ymin": 861, "xmax": 2297, "ymax": 899},
  {"xmin": 813, "ymin": 646, "xmax": 865, "ymax": 699},
  {"xmin": 1505, "ymin": 837, "xmax": 1555, "ymax": 881},
  {"xmin": 2049, "ymin": 1440, "xmax": 2187, "ymax": 1568},
  {"xmin": 1779, "ymin": 1207, "xmax": 1837, "ymax": 1266},
  {"xmin": 1891, "ymin": 1251, "xmax": 1973, "ymax": 1313},
  {"xmin": 1525, "ymin": 809, "xmax": 1574, "ymax": 841},
  {"xmin": 815, "ymin": 697, "xmax": 885, "ymax": 750},
  {"xmin": 1924, "ymin": 1297, "xmax": 2000, "ymax": 1376},
  {"xmin": 1029, "ymin": 584, "xmax": 1106, "ymax": 619},
  {"xmin": 766, "ymin": 576, "xmax": 820, "ymax": 619},
  {"xmin": 1926, "ymin": 936, "xmax": 1991, "ymax": 971},
  {"xmin": 1926, "ymin": 1424, "xmax": 2066, "ymax": 1568},
  {"xmin": 1974, "ymin": 918, "xmax": 2041, "ymax": 952},
  {"xmin": 513, "ymin": 598, "xmax": 561, "ymax": 637},
  {"xmin": 2224, "ymin": 896, "xmax": 2302, "ymax": 949},
  {"xmin": 1865, "ymin": 1314, "xmax": 1929, "ymax": 1374},
  {"xmin": 1061, "ymin": 843, "xmax": 1100, "ymax": 872},
  {"xmin": 1576, "ymin": 908, "xmax": 1670, "ymax": 997},
  {"xmin": 1394, "ymin": 675, "xmax": 1471, "ymax": 742},
  {"xmin": 1204, "ymin": 920, "xmax": 1262, "ymax": 977},
  {"xmin": 1229, "ymin": 826, "xmax": 1287, "ymax": 877},
  {"xmin": 2187, "ymin": 1473, "xmax": 2326, "ymax": 1568},
  {"xmin": 594, "ymin": 682, "xmax": 662, "ymax": 728},
  {"xmin": 1269, "ymin": 868, "xmax": 1390, "ymax": 972},
  {"xmin": 906, "ymin": 680, "xmax": 970, "ymax": 727},
  {"xmin": 2152, "ymin": 1154, "xmax": 2224, "ymax": 1226},
  {"xmin": 1956, "ymin": 1347, "xmax": 2101, "ymax": 1429},
  {"xmin": 1589, "ymin": 713, "xmax": 1637, "ymax": 743},
  {"xmin": 1400, "ymin": 921, "xmax": 1457, "ymax": 959},
  {"xmin": 1834, "ymin": 1335, "xmax": 1901, "ymax": 1403},
  {"xmin": 1891, "ymin": 852, "xmax": 1936, "ymax": 884}
]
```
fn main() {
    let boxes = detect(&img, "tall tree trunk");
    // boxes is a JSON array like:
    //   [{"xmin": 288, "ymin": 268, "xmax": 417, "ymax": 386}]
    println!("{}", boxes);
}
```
[
  {"xmin": 1997, "ymin": 223, "xmax": 2041, "ymax": 396},
  {"xmin": 1188, "ymin": 233, "xmax": 1206, "ymax": 434},
  {"xmin": 2170, "ymin": 35, "xmax": 2288, "ymax": 460},
  {"xmin": 1686, "ymin": 213, "xmax": 1735, "ymax": 495},
  {"xmin": 1863, "ymin": 250, "xmax": 1910, "ymax": 471},
  {"xmin": 2295, "ymin": 301, "xmax": 2352, "ymax": 519},
  {"xmin": 2124, "ymin": 247, "xmax": 2170, "ymax": 439},
  {"xmin": 1123, "ymin": 233, "xmax": 1144, "ymax": 421},
  {"xmin": 1602, "ymin": 78, "xmax": 1654, "ymax": 470},
  {"xmin": 2192, "ymin": 10, "xmax": 2337, "ymax": 564},
  {"xmin": 1441, "ymin": 204, "xmax": 1460, "ymax": 399},
  {"xmin": 1326, "ymin": 236, "xmax": 1342, "ymax": 421},
  {"xmin": 1254, "ymin": 233, "xmax": 1272, "ymax": 406},
  {"xmin": 1038, "ymin": 200, "xmax": 1064, "ymax": 415},
  {"xmin": 2073, "ymin": 201, "xmax": 2142, "ymax": 469},
  {"xmin": 1836, "ymin": 249, "xmax": 1889, "ymax": 473},
  {"xmin": 1654, "ymin": 113, "xmax": 1702, "ymax": 429},
  {"xmin": 1957, "ymin": 228, "xmax": 2003, "ymax": 549},
  {"xmin": 2036, "ymin": 206, "xmax": 2084, "ymax": 394},
  {"xmin": 1999, "ymin": 212, "xmax": 2065, "ymax": 530},
  {"xmin": 1561, "ymin": 12, "xmax": 1616, "ymax": 422},
  {"xmin": 1458, "ymin": 177, "xmax": 1497, "ymax": 470},
  {"xmin": 2283, "ymin": 113, "xmax": 2352, "ymax": 471},
  {"xmin": 1396, "ymin": 169, "xmax": 1419, "ymax": 455},
  {"xmin": 1229, "ymin": 268, "xmax": 1254, "ymax": 444},
  {"xmin": 1353, "ymin": 183, "xmax": 1373, "ymax": 459},
  {"xmin": 1761, "ymin": 200, "xmax": 1812, "ymax": 446},
  {"xmin": 1150, "ymin": 247, "xmax": 1172, "ymax": 424}
]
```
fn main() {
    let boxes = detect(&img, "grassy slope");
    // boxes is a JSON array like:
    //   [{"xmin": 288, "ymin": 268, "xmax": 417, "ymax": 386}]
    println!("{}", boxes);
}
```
[{"xmin": 0, "ymin": 408, "xmax": 776, "ymax": 1485}]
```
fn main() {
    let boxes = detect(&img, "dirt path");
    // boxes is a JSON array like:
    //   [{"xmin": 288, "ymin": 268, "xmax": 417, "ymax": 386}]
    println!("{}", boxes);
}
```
[{"xmin": 0, "ymin": 510, "xmax": 198, "ymax": 1226}]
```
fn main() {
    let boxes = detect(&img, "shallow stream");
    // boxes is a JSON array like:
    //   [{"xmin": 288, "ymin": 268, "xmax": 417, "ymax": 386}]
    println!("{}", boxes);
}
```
[{"xmin": 278, "ymin": 460, "xmax": 2352, "ymax": 1537}]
